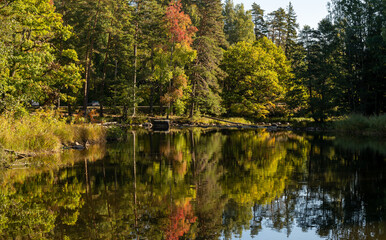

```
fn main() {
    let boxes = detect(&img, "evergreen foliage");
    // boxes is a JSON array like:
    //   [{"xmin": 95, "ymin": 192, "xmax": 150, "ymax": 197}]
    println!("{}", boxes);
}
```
[
  {"xmin": 251, "ymin": 3, "xmax": 267, "ymax": 39},
  {"xmin": 0, "ymin": 0, "xmax": 384, "ymax": 121},
  {"xmin": 185, "ymin": 0, "xmax": 228, "ymax": 116},
  {"xmin": 223, "ymin": 0, "xmax": 255, "ymax": 45}
]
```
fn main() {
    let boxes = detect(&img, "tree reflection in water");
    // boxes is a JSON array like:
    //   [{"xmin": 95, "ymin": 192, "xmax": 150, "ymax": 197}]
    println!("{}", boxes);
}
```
[{"xmin": 0, "ymin": 129, "xmax": 385, "ymax": 239}]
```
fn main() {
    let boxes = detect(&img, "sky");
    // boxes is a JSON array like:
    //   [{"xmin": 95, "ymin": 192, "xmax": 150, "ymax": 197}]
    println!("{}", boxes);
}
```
[{"xmin": 230, "ymin": 0, "xmax": 330, "ymax": 29}]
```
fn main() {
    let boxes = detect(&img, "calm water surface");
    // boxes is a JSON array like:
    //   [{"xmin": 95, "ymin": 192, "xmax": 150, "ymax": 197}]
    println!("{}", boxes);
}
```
[{"xmin": 1, "ymin": 129, "xmax": 385, "ymax": 239}]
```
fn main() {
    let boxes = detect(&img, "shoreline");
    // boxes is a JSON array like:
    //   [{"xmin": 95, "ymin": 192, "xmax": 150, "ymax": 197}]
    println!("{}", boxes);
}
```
[{"xmin": 2, "ymin": 119, "xmax": 385, "ymax": 166}]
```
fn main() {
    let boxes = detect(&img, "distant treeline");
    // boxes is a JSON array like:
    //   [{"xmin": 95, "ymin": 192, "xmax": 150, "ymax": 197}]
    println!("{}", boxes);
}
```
[{"xmin": 0, "ymin": 0, "xmax": 384, "ymax": 121}]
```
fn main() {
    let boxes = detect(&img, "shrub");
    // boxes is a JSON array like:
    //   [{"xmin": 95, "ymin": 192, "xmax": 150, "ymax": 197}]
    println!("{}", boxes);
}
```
[
  {"xmin": 334, "ymin": 114, "xmax": 386, "ymax": 134},
  {"xmin": 368, "ymin": 114, "xmax": 386, "ymax": 132},
  {"xmin": 0, "ymin": 110, "xmax": 106, "ymax": 154},
  {"xmin": 106, "ymin": 126, "xmax": 126, "ymax": 141},
  {"xmin": 73, "ymin": 124, "xmax": 106, "ymax": 143}
]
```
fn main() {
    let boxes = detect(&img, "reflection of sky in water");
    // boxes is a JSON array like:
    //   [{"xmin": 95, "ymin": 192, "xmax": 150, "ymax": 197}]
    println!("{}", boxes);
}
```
[
  {"xmin": 220, "ymin": 197, "xmax": 328, "ymax": 240},
  {"xmin": 222, "ymin": 219, "xmax": 326, "ymax": 240}
]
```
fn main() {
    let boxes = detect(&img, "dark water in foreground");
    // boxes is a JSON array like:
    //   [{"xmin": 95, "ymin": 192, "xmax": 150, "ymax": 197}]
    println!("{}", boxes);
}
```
[{"xmin": 0, "ymin": 129, "xmax": 385, "ymax": 239}]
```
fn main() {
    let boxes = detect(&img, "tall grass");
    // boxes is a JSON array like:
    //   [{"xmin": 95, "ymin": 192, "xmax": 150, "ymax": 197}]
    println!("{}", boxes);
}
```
[
  {"xmin": 0, "ymin": 110, "xmax": 106, "ymax": 154},
  {"xmin": 334, "ymin": 114, "xmax": 386, "ymax": 134},
  {"xmin": 189, "ymin": 116, "xmax": 252, "ymax": 125}
]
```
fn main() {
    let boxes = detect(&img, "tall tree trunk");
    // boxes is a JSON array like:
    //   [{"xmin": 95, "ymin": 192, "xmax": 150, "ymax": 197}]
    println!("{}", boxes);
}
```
[
  {"xmin": 159, "ymin": 85, "xmax": 164, "ymax": 116},
  {"xmin": 133, "ymin": 41, "xmax": 137, "ymax": 117},
  {"xmin": 68, "ymin": 104, "xmax": 73, "ymax": 116},
  {"xmin": 100, "ymin": 32, "xmax": 112, "ymax": 118},
  {"xmin": 83, "ymin": 0, "xmax": 102, "ymax": 117},
  {"xmin": 167, "ymin": 43, "xmax": 175, "ymax": 119},
  {"xmin": 149, "ymin": 48, "xmax": 155, "ymax": 115},
  {"xmin": 190, "ymin": 77, "xmax": 196, "ymax": 118},
  {"xmin": 123, "ymin": 105, "xmax": 128, "ymax": 121},
  {"xmin": 83, "ymin": 50, "xmax": 90, "ymax": 115},
  {"xmin": 132, "ymin": 0, "xmax": 142, "ymax": 117}
]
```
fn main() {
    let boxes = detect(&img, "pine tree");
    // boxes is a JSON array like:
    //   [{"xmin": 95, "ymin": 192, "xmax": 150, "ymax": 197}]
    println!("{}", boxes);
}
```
[
  {"xmin": 186, "ymin": 0, "xmax": 228, "ymax": 116},
  {"xmin": 136, "ymin": 0, "xmax": 167, "ymax": 115},
  {"xmin": 284, "ymin": 2, "xmax": 299, "ymax": 58},
  {"xmin": 330, "ymin": 0, "xmax": 385, "ymax": 114},
  {"xmin": 267, "ymin": 8, "xmax": 287, "ymax": 49},
  {"xmin": 223, "ymin": 1, "xmax": 255, "ymax": 45},
  {"xmin": 56, "ymin": 0, "xmax": 134, "ymax": 117},
  {"xmin": 251, "ymin": 3, "xmax": 268, "ymax": 39},
  {"xmin": 298, "ymin": 25, "xmax": 319, "ymax": 116},
  {"xmin": 310, "ymin": 19, "xmax": 343, "ymax": 122}
]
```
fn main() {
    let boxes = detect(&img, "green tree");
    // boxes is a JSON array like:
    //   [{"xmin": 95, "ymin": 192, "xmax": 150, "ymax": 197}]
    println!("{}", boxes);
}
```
[
  {"xmin": 310, "ymin": 19, "xmax": 343, "ymax": 121},
  {"xmin": 223, "ymin": 0, "xmax": 255, "ymax": 45},
  {"xmin": 284, "ymin": 2, "xmax": 299, "ymax": 58},
  {"xmin": 282, "ymin": 3, "xmax": 308, "ymax": 116},
  {"xmin": 330, "ymin": 0, "xmax": 385, "ymax": 114},
  {"xmin": 296, "ymin": 20, "xmax": 344, "ymax": 122},
  {"xmin": 136, "ymin": 0, "xmax": 167, "ymax": 115},
  {"xmin": 0, "ymin": 0, "xmax": 83, "ymax": 113},
  {"xmin": 162, "ymin": 0, "xmax": 197, "ymax": 117},
  {"xmin": 251, "ymin": 3, "xmax": 268, "ymax": 39},
  {"xmin": 284, "ymin": 41, "xmax": 309, "ymax": 116},
  {"xmin": 185, "ymin": 0, "xmax": 228, "ymax": 117},
  {"xmin": 267, "ymin": 8, "xmax": 287, "ymax": 49},
  {"xmin": 298, "ymin": 25, "xmax": 319, "ymax": 117},
  {"xmin": 222, "ymin": 38, "xmax": 291, "ymax": 118},
  {"xmin": 55, "ymin": 0, "xmax": 134, "ymax": 117}
]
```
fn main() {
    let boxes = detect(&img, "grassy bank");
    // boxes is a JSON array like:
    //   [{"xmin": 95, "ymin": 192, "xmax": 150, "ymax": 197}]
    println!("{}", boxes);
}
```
[
  {"xmin": 333, "ymin": 114, "xmax": 386, "ymax": 135},
  {"xmin": 0, "ymin": 111, "xmax": 106, "ymax": 155},
  {"xmin": 175, "ymin": 116, "xmax": 252, "ymax": 125}
]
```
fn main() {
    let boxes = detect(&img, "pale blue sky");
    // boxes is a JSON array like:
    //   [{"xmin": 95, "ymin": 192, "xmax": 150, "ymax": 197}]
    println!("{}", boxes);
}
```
[{"xmin": 229, "ymin": 0, "xmax": 330, "ymax": 29}]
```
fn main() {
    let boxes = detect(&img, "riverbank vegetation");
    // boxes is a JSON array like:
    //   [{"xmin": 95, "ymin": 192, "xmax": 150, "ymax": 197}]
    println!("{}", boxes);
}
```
[
  {"xmin": 0, "ymin": 0, "xmax": 384, "ymax": 152},
  {"xmin": 333, "ymin": 114, "xmax": 386, "ymax": 135},
  {"xmin": 0, "ymin": 110, "xmax": 105, "ymax": 155}
]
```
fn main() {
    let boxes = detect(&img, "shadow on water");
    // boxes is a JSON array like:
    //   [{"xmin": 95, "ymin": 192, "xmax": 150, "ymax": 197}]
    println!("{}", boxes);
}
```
[{"xmin": 0, "ymin": 129, "xmax": 385, "ymax": 239}]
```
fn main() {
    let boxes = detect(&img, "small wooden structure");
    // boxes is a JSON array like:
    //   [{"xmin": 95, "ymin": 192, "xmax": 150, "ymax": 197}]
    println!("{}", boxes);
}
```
[{"xmin": 151, "ymin": 119, "xmax": 170, "ymax": 131}]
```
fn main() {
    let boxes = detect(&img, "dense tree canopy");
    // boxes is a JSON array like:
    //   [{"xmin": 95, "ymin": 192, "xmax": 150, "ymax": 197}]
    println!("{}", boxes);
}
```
[
  {"xmin": 222, "ymin": 38, "xmax": 291, "ymax": 118},
  {"xmin": 0, "ymin": 0, "xmax": 384, "ymax": 119},
  {"xmin": 223, "ymin": 0, "xmax": 255, "ymax": 45},
  {"xmin": 0, "ymin": 0, "xmax": 83, "ymax": 113}
]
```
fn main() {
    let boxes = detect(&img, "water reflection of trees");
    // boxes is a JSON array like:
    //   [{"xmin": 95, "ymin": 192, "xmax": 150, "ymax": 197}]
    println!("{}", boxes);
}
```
[
  {"xmin": 0, "ymin": 130, "xmax": 385, "ymax": 239},
  {"xmin": 293, "ymin": 134, "xmax": 386, "ymax": 239},
  {"xmin": 0, "ymin": 145, "xmax": 106, "ymax": 239}
]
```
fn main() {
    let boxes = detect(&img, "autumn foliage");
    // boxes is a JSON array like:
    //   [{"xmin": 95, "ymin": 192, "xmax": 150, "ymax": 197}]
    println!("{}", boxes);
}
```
[
  {"xmin": 165, "ymin": 0, "xmax": 197, "ymax": 47},
  {"xmin": 164, "ymin": 201, "xmax": 197, "ymax": 240}
]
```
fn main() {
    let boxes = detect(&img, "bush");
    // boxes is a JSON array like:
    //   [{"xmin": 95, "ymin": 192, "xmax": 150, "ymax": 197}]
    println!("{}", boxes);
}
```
[
  {"xmin": 0, "ymin": 110, "xmax": 106, "ymax": 154},
  {"xmin": 106, "ymin": 126, "xmax": 126, "ymax": 141},
  {"xmin": 334, "ymin": 114, "xmax": 386, "ymax": 134},
  {"xmin": 73, "ymin": 124, "xmax": 106, "ymax": 143},
  {"xmin": 368, "ymin": 114, "xmax": 386, "ymax": 132}
]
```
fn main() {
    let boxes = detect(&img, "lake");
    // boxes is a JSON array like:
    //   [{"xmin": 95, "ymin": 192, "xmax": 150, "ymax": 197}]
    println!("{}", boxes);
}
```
[{"xmin": 1, "ymin": 129, "xmax": 385, "ymax": 239}]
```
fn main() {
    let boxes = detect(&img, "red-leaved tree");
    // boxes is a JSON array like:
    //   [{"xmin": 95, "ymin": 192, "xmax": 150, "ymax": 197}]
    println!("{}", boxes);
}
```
[
  {"xmin": 164, "ymin": 201, "xmax": 197, "ymax": 240},
  {"xmin": 165, "ymin": 0, "xmax": 197, "ymax": 47},
  {"xmin": 162, "ymin": 0, "xmax": 197, "ymax": 116}
]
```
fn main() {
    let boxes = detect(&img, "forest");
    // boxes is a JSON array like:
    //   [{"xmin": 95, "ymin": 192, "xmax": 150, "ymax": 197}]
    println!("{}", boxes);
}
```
[
  {"xmin": 0, "ymin": 1, "xmax": 385, "ymax": 238},
  {"xmin": 0, "ymin": 0, "xmax": 385, "ymax": 122}
]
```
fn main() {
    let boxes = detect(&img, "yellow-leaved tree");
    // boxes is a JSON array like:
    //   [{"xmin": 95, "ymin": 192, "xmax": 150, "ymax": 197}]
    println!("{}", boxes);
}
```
[{"xmin": 222, "ymin": 37, "xmax": 292, "ymax": 118}]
